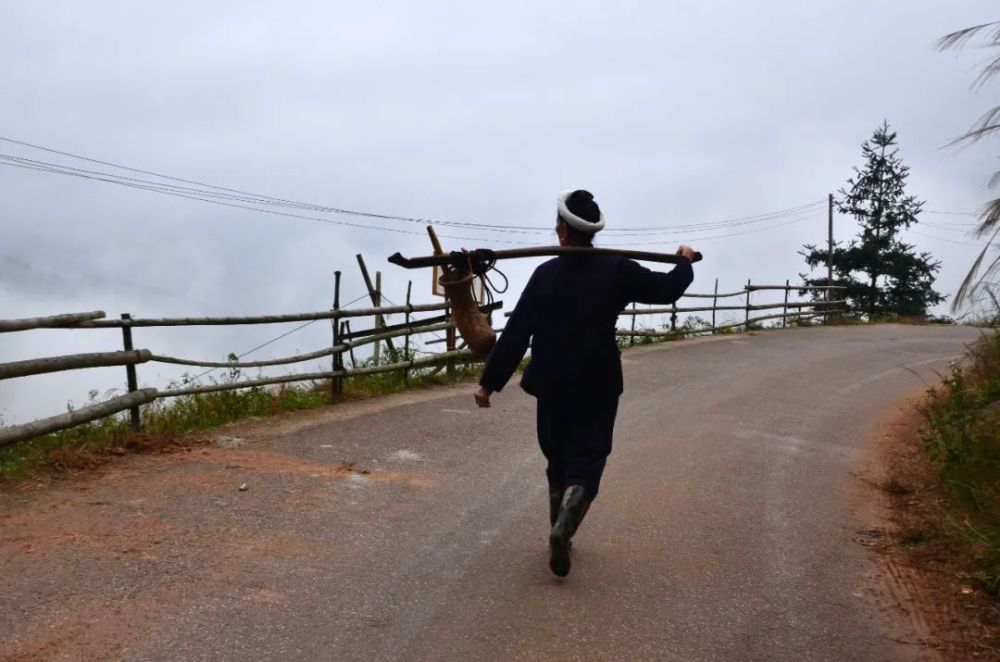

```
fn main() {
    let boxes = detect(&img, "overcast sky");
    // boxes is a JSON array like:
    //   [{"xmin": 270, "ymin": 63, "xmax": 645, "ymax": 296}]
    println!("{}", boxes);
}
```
[{"xmin": 2, "ymin": 1, "xmax": 998, "ymax": 424}]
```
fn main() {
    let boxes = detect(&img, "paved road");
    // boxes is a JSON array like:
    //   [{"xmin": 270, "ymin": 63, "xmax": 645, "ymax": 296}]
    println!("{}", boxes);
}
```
[{"xmin": 0, "ymin": 324, "xmax": 981, "ymax": 661}]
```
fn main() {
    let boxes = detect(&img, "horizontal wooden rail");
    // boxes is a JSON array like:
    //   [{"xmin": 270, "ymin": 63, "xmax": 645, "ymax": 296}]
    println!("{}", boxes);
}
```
[
  {"xmin": 745, "ymin": 284, "xmax": 846, "ymax": 292},
  {"xmin": 622, "ymin": 300, "xmax": 846, "ymax": 316},
  {"xmin": 680, "ymin": 285, "xmax": 843, "ymax": 298},
  {"xmin": 616, "ymin": 309, "xmax": 846, "ymax": 338},
  {"xmin": 159, "ymin": 349, "xmax": 481, "ymax": 398},
  {"xmin": 0, "ymin": 388, "xmax": 159, "ymax": 447},
  {"xmin": 341, "ymin": 301, "xmax": 501, "ymax": 340},
  {"xmin": 0, "ymin": 311, "xmax": 106, "ymax": 333},
  {"xmin": 681, "ymin": 291, "xmax": 747, "ymax": 299},
  {"xmin": 151, "ymin": 321, "xmax": 453, "ymax": 368},
  {"xmin": 0, "ymin": 349, "xmax": 152, "ymax": 380},
  {"xmin": 77, "ymin": 302, "xmax": 455, "ymax": 328},
  {"xmin": 710, "ymin": 310, "xmax": 845, "ymax": 332}
]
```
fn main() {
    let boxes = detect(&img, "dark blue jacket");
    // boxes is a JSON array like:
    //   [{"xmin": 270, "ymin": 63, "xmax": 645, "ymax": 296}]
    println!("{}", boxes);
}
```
[{"xmin": 479, "ymin": 254, "xmax": 694, "ymax": 402}]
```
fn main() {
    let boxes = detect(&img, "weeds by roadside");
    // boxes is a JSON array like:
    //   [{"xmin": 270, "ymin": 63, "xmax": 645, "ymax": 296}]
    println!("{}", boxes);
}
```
[
  {"xmin": 921, "ymin": 330, "xmax": 1000, "ymax": 595},
  {"xmin": 0, "ymin": 350, "xmax": 479, "ymax": 482}
]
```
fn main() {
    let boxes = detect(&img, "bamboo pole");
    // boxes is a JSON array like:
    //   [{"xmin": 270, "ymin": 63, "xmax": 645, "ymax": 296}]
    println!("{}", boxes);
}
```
[
  {"xmin": 617, "ymin": 310, "xmax": 844, "ymax": 338},
  {"xmin": 0, "ymin": 310, "xmax": 106, "ymax": 332},
  {"xmin": 0, "ymin": 349, "xmax": 152, "ymax": 380},
  {"xmin": 622, "ymin": 301, "xmax": 845, "ymax": 316},
  {"xmin": 685, "ymin": 289, "xmax": 743, "ymax": 299},
  {"xmin": 745, "ymin": 284, "xmax": 845, "ymax": 292},
  {"xmin": 0, "ymin": 388, "xmax": 158, "ymax": 447},
  {"xmin": 150, "ymin": 321, "xmax": 453, "ymax": 369},
  {"xmin": 77, "ymin": 302, "xmax": 454, "ymax": 328},
  {"xmin": 341, "ymin": 301, "xmax": 500, "ymax": 340}
]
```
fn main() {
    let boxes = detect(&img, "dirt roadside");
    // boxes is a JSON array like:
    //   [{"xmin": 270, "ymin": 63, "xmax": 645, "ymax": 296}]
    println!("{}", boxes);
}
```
[{"xmin": 866, "ymin": 393, "xmax": 1000, "ymax": 660}]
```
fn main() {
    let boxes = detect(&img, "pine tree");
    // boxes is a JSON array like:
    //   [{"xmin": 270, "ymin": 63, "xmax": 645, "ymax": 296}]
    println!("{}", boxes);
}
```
[{"xmin": 800, "ymin": 122, "xmax": 944, "ymax": 317}]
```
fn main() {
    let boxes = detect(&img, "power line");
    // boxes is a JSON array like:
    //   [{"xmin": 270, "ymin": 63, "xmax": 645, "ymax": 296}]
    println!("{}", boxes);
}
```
[
  {"xmin": 925, "ymin": 209, "xmax": 979, "ymax": 217},
  {"xmin": 2, "ymin": 156, "xmax": 828, "ymax": 243},
  {"xmin": 0, "ymin": 135, "xmax": 826, "ymax": 235},
  {"xmin": 0, "ymin": 159, "xmax": 534, "ymax": 245},
  {"xmin": 907, "ymin": 228, "xmax": 991, "ymax": 248},
  {"xmin": 603, "ymin": 211, "xmax": 818, "ymax": 246}
]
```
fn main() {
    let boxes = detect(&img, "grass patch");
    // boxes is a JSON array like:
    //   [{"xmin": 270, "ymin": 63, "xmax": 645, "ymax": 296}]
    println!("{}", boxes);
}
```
[
  {"xmin": 921, "ymin": 330, "xmax": 1000, "ymax": 595},
  {"xmin": 0, "ymin": 351, "xmax": 479, "ymax": 482}
]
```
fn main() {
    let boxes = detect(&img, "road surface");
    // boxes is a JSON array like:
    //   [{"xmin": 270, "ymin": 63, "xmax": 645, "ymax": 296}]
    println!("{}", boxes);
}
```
[{"xmin": 0, "ymin": 324, "xmax": 981, "ymax": 661}]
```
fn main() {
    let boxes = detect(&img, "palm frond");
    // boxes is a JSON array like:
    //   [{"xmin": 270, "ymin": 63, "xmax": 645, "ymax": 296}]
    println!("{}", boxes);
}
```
[
  {"xmin": 946, "ymin": 105, "xmax": 1000, "ymax": 147},
  {"xmin": 973, "ymin": 54, "xmax": 1000, "ymax": 90},
  {"xmin": 953, "ymin": 240, "xmax": 993, "ymax": 311},
  {"xmin": 987, "ymin": 170, "xmax": 1000, "ymax": 189},
  {"xmin": 937, "ymin": 22, "xmax": 1000, "ymax": 51},
  {"xmin": 973, "ymin": 197, "xmax": 1000, "ymax": 238}
]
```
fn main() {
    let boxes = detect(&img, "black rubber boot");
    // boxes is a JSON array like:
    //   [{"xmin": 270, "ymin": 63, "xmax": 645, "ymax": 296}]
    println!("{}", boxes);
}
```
[
  {"xmin": 548, "ymin": 486, "xmax": 564, "ymax": 527},
  {"xmin": 549, "ymin": 485, "xmax": 590, "ymax": 577}
]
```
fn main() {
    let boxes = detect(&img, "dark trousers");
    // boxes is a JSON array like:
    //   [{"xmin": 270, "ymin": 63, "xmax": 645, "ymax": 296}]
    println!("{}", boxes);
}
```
[{"xmin": 536, "ymin": 397, "xmax": 620, "ymax": 501}]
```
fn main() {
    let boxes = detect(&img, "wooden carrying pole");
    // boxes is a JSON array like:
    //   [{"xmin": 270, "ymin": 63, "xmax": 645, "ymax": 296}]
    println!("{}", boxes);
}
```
[{"xmin": 389, "ymin": 245, "xmax": 702, "ymax": 269}]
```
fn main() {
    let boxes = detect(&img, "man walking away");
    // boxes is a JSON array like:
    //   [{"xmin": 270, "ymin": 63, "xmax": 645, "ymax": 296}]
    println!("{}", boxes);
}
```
[{"xmin": 474, "ymin": 189, "xmax": 697, "ymax": 577}]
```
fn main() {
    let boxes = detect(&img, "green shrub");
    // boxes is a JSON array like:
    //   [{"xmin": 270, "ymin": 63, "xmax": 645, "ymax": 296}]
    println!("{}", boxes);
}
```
[
  {"xmin": 0, "ymin": 349, "xmax": 480, "ymax": 480},
  {"xmin": 922, "ymin": 331, "xmax": 1000, "ymax": 594}
]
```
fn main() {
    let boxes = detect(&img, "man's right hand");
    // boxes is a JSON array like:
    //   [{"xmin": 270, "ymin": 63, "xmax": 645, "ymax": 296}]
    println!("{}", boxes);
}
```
[{"xmin": 677, "ymin": 244, "xmax": 698, "ymax": 262}]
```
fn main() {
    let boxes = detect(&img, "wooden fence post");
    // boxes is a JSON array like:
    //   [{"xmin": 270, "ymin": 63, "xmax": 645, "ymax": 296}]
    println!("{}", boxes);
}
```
[
  {"xmin": 341, "ymin": 321, "xmax": 356, "ymax": 369},
  {"xmin": 711, "ymin": 278, "xmax": 718, "ymax": 334},
  {"xmin": 374, "ymin": 270, "xmax": 383, "ymax": 366},
  {"xmin": 744, "ymin": 279, "xmax": 752, "ymax": 330},
  {"xmin": 356, "ymin": 254, "xmax": 397, "ymax": 357},
  {"xmin": 670, "ymin": 302, "xmax": 678, "ymax": 333},
  {"xmin": 629, "ymin": 306, "xmax": 636, "ymax": 346},
  {"xmin": 120, "ymin": 313, "xmax": 141, "ymax": 430},
  {"xmin": 404, "ymin": 280, "xmax": 412, "ymax": 385},
  {"xmin": 332, "ymin": 270, "xmax": 342, "ymax": 399},
  {"xmin": 782, "ymin": 279, "xmax": 790, "ymax": 328}
]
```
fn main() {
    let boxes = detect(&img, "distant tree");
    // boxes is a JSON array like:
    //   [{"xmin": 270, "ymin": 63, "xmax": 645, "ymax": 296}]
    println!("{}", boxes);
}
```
[
  {"xmin": 937, "ymin": 22, "xmax": 1000, "ymax": 310},
  {"xmin": 800, "ymin": 122, "xmax": 944, "ymax": 317}
]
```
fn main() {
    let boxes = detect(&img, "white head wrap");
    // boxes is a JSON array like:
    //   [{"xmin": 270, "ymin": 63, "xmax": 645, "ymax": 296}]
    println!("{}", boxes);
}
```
[{"xmin": 557, "ymin": 190, "xmax": 605, "ymax": 234}]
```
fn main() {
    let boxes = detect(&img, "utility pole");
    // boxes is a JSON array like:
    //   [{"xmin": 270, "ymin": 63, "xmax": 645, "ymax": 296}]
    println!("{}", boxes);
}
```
[{"xmin": 827, "ymin": 193, "xmax": 834, "ymax": 303}]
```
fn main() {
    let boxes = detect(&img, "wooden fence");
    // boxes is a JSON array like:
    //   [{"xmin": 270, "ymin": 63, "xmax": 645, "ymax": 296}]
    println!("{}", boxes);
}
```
[
  {"xmin": 618, "ymin": 279, "xmax": 846, "ymax": 341},
  {"xmin": 0, "ymin": 274, "xmax": 844, "ymax": 448}
]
